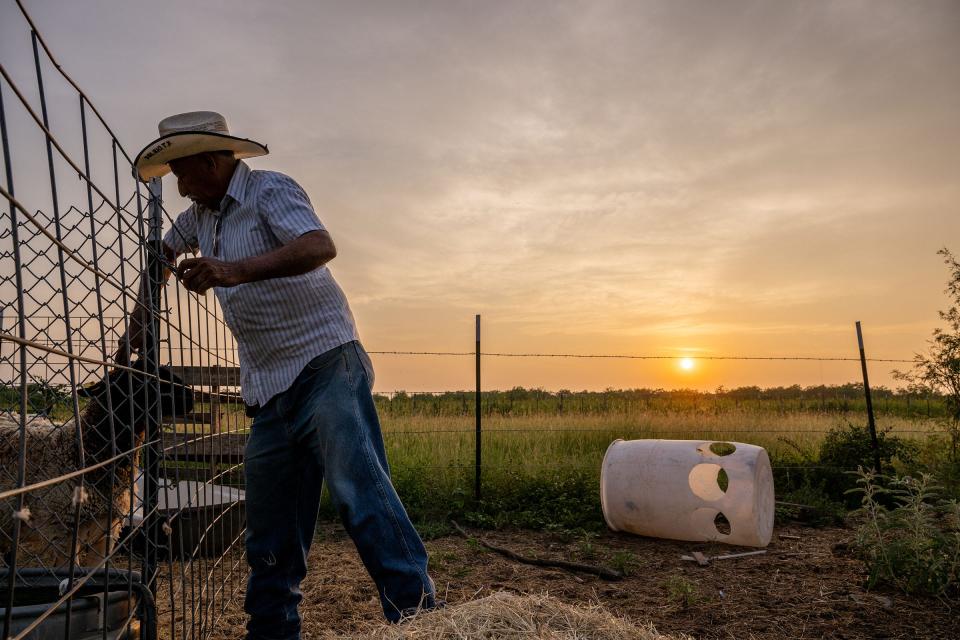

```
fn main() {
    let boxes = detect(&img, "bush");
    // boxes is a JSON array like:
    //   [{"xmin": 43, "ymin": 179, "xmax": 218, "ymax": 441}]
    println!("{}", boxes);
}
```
[
  {"xmin": 819, "ymin": 421, "xmax": 917, "ymax": 507},
  {"xmin": 452, "ymin": 469, "xmax": 602, "ymax": 533},
  {"xmin": 893, "ymin": 248, "xmax": 960, "ymax": 496},
  {"xmin": 911, "ymin": 426, "xmax": 960, "ymax": 499},
  {"xmin": 775, "ymin": 480, "xmax": 846, "ymax": 526},
  {"xmin": 848, "ymin": 470, "xmax": 960, "ymax": 597}
]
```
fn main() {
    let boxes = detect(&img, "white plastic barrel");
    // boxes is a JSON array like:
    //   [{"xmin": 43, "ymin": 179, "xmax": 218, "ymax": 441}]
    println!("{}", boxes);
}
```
[{"xmin": 600, "ymin": 439, "xmax": 774, "ymax": 548}]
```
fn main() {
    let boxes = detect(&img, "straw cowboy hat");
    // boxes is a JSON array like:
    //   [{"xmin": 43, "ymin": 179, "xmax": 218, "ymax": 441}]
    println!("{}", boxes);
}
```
[{"xmin": 134, "ymin": 111, "xmax": 268, "ymax": 181}]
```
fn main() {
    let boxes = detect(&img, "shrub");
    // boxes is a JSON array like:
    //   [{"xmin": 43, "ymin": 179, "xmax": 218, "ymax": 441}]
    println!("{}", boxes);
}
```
[
  {"xmin": 910, "ymin": 426, "xmax": 960, "ymax": 499},
  {"xmin": 775, "ymin": 480, "xmax": 846, "ymax": 526},
  {"xmin": 848, "ymin": 470, "xmax": 960, "ymax": 597},
  {"xmin": 819, "ymin": 421, "xmax": 917, "ymax": 507},
  {"xmin": 452, "ymin": 469, "xmax": 602, "ymax": 533},
  {"xmin": 894, "ymin": 248, "xmax": 960, "ymax": 489}
]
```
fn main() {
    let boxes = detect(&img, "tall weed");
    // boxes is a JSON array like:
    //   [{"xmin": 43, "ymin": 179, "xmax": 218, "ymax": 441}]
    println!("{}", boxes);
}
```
[{"xmin": 848, "ymin": 470, "xmax": 960, "ymax": 597}]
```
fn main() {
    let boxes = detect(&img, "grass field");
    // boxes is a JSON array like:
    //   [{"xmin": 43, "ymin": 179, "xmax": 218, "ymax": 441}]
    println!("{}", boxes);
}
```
[
  {"xmin": 4, "ymin": 384, "xmax": 954, "ymax": 530},
  {"xmin": 375, "ymin": 407, "xmax": 947, "ymax": 529}
]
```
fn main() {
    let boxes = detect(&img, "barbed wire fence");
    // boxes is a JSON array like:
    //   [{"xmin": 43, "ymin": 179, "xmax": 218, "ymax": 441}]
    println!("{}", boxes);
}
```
[
  {"xmin": 0, "ymin": 1, "xmax": 947, "ymax": 638},
  {"xmin": 351, "ymin": 320, "xmax": 934, "ymax": 509}
]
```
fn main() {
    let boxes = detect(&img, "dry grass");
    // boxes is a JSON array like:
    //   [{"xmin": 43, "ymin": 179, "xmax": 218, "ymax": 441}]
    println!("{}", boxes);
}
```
[
  {"xmin": 355, "ymin": 591, "xmax": 686, "ymax": 640},
  {"xmin": 196, "ymin": 523, "xmax": 954, "ymax": 639},
  {"xmin": 383, "ymin": 410, "xmax": 935, "ymax": 437},
  {"xmin": 378, "ymin": 410, "xmax": 938, "ymax": 483}
]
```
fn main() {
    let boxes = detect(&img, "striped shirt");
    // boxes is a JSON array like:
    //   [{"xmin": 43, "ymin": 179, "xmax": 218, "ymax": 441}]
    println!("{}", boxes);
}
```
[{"xmin": 163, "ymin": 161, "xmax": 360, "ymax": 406}]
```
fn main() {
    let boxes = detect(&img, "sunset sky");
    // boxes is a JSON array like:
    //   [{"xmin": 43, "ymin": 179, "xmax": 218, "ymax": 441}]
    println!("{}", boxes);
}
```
[{"xmin": 2, "ymin": 0, "xmax": 958, "ymax": 392}]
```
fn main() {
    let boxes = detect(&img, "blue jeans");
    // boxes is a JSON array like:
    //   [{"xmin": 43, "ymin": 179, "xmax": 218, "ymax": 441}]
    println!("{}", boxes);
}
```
[{"xmin": 243, "ymin": 341, "xmax": 435, "ymax": 639}]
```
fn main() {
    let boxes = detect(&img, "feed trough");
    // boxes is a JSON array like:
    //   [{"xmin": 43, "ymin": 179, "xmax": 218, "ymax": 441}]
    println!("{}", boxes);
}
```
[
  {"xmin": 129, "ymin": 478, "xmax": 246, "ymax": 559},
  {"xmin": 0, "ymin": 569, "xmax": 151, "ymax": 640}
]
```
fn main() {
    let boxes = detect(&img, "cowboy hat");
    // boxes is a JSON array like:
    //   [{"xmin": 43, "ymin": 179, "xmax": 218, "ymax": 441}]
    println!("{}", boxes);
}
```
[{"xmin": 134, "ymin": 111, "xmax": 268, "ymax": 181}]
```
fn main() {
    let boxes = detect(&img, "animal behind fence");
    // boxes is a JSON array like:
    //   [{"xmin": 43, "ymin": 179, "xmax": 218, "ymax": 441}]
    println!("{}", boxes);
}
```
[{"xmin": 0, "ymin": 362, "xmax": 193, "ymax": 570}]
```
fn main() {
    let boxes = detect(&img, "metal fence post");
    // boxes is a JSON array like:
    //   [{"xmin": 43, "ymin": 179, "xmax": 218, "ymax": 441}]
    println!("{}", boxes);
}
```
[
  {"xmin": 475, "ymin": 314, "xmax": 481, "ymax": 502},
  {"xmin": 0, "ymin": 76, "xmax": 28, "ymax": 640},
  {"xmin": 142, "ymin": 177, "xmax": 165, "ymax": 589},
  {"xmin": 856, "ymin": 321, "xmax": 882, "ymax": 474}
]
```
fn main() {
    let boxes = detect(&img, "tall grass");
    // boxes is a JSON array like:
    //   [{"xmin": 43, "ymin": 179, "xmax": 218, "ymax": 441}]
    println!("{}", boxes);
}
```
[{"xmin": 378, "ymin": 409, "xmax": 942, "ymax": 527}]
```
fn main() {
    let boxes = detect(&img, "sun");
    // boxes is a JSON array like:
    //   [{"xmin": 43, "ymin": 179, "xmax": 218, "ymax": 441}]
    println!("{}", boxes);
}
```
[{"xmin": 679, "ymin": 357, "xmax": 696, "ymax": 371}]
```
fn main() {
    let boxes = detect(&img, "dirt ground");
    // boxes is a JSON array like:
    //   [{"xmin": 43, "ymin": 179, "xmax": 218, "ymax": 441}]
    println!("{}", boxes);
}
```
[{"xmin": 208, "ymin": 523, "xmax": 957, "ymax": 639}]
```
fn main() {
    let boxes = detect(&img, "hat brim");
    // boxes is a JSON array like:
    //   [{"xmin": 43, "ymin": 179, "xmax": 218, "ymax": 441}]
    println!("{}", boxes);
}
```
[{"xmin": 134, "ymin": 131, "xmax": 269, "ymax": 181}]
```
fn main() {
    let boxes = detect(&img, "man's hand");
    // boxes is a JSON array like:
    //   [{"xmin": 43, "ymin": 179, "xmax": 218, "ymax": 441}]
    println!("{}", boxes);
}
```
[{"xmin": 178, "ymin": 257, "xmax": 247, "ymax": 294}]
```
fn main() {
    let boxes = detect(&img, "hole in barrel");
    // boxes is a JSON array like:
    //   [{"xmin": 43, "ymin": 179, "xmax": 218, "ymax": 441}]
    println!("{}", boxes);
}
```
[
  {"xmin": 709, "ymin": 442, "xmax": 736, "ymax": 456},
  {"xmin": 714, "ymin": 512, "xmax": 731, "ymax": 535},
  {"xmin": 717, "ymin": 467, "xmax": 729, "ymax": 493}
]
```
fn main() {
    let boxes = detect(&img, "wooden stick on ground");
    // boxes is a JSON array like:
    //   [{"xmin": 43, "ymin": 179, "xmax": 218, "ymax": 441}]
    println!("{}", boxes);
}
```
[
  {"xmin": 681, "ymin": 549, "xmax": 767, "ymax": 562},
  {"xmin": 450, "ymin": 520, "xmax": 624, "ymax": 581}
]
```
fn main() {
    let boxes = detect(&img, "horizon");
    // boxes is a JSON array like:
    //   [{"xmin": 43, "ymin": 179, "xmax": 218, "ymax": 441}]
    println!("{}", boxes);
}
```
[{"xmin": 369, "ymin": 381, "xmax": 941, "ymax": 396}]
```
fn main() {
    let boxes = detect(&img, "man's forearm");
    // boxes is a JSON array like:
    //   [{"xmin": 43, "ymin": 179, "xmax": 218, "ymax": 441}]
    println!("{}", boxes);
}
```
[
  {"xmin": 233, "ymin": 231, "xmax": 336, "ymax": 283},
  {"xmin": 178, "ymin": 230, "xmax": 336, "ymax": 294}
]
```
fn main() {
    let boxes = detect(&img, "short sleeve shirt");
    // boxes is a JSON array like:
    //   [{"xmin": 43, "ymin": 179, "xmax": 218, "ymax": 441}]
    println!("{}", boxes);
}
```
[{"xmin": 163, "ymin": 161, "xmax": 360, "ymax": 406}]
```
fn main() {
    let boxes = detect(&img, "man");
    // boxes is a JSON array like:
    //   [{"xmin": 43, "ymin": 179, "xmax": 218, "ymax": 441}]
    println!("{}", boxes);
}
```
[{"xmin": 126, "ymin": 111, "xmax": 437, "ymax": 638}]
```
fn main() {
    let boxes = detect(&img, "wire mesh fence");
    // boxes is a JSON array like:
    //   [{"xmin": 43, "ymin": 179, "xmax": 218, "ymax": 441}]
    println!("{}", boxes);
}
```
[
  {"xmin": 0, "ymin": 1, "xmax": 949, "ymax": 639},
  {"xmin": 1, "ymin": 2, "xmax": 247, "ymax": 638}
]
